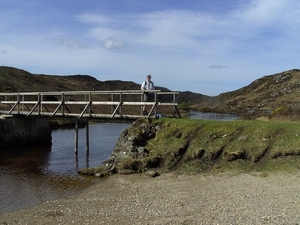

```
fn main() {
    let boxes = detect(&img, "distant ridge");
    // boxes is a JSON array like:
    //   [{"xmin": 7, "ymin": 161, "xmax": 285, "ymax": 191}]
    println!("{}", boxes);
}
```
[
  {"xmin": 0, "ymin": 66, "xmax": 208, "ymax": 103},
  {"xmin": 216, "ymin": 69, "xmax": 300, "ymax": 114},
  {"xmin": 1, "ymin": 66, "xmax": 300, "ymax": 116}
]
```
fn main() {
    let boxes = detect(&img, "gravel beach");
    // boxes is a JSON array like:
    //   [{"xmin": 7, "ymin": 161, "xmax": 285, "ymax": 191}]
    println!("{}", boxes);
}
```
[{"xmin": 1, "ymin": 172, "xmax": 300, "ymax": 225}]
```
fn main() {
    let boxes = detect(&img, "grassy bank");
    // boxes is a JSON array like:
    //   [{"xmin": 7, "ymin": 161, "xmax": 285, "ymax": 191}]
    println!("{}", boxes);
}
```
[
  {"xmin": 130, "ymin": 118, "xmax": 300, "ymax": 174},
  {"xmin": 80, "ymin": 118, "xmax": 300, "ymax": 176}
]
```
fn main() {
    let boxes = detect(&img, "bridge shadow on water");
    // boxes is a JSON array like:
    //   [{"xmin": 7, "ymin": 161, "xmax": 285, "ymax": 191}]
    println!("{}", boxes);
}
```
[{"xmin": 0, "ymin": 122, "xmax": 130, "ymax": 214}]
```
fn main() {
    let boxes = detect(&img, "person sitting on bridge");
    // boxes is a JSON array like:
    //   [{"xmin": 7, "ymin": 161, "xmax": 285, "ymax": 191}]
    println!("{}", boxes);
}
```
[{"xmin": 141, "ymin": 74, "xmax": 155, "ymax": 115}]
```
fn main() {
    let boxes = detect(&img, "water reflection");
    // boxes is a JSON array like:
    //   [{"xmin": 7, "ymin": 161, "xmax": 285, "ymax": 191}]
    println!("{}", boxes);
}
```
[
  {"xmin": 0, "ymin": 122, "xmax": 130, "ymax": 214},
  {"xmin": 189, "ymin": 110, "xmax": 241, "ymax": 121},
  {"xmin": 0, "ymin": 145, "xmax": 98, "ymax": 214},
  {"xmin": 0, "ymin": 146, "xmax": 52, "ymax": 174}
]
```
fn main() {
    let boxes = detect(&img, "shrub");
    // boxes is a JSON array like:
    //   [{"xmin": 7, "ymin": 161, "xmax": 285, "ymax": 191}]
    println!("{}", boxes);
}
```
[{"xmin": 178, "ymin": 101, "xmax": 191, "ymax": 110}]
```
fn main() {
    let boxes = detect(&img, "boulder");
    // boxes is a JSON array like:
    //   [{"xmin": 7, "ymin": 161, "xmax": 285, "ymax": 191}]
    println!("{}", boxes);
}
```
[{"xmin": 104, "ymin": 118, "xmax": 163, "ymax": 174}]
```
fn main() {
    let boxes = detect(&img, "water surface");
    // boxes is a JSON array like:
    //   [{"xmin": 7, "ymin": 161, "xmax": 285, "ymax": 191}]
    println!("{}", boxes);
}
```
[
  {"xmin": 189, "ymin": 110, "xmax": 241, "ymax": 121},
  {"xmin": 0, "ymin": 122, "xmax": 130, "ymax": 214}
]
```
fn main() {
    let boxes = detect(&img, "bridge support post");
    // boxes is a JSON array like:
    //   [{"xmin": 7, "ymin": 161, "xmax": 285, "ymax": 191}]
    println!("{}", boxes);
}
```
[
  {"xmin": 75, "ymin": 120, "xmax": 78, "ymax": 154},
  {"xmin": 85, "ymin": 121, "xmax": 90, "ymax": 168},
  {"xmin": 86, "ymin": 121, "xmax": 89, "ymax": 152}
]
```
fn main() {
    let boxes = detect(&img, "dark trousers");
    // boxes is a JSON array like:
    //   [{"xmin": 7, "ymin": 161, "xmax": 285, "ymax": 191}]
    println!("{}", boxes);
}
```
[{"xmin": 144, "ymin": 93, "xmax": 154, "ymax": 102}]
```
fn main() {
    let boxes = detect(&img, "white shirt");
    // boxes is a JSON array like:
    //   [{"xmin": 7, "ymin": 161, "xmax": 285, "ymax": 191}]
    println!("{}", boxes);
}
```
[{"xmin": 141, "ymin": 80, "xmax": 155, "ymax": 91}]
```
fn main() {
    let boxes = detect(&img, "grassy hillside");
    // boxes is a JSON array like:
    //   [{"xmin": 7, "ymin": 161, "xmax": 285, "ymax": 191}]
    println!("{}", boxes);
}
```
[
  {"xmin": 215, "ymin": 69, "xmax": 300, "ymax": 115},
  {"xmin": 0, "ymin": 66, "xmax": 139, "ymax": 92},
  {"xmin": 2, "ymin": 66, "xmax": 300, "ymax": 119}
]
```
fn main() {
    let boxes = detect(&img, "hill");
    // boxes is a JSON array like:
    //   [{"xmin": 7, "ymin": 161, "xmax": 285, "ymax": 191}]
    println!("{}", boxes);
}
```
[
  {"xmin": 218, "ymin": 69, "xmax": 300, "ymax": 112},
  {"xmin": 188, "ymin": 69, "xmax": 300, "ymax": 119},
  {"xmin": 0, "ymin": 66, "xmax": 209, "ymax": 104},
  {"xmin": 1, "ymin": 66, "xmax": 300, "ymax": 119},
  {"xmin": 0, "ymin": 66, "xmax": 139, "ymax": 92}
]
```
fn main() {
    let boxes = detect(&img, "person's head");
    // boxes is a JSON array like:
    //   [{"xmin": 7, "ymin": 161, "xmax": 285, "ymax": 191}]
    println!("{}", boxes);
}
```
[{"xmin": 146, "ymin": 74, "xmax": 151, "ymax": 80}]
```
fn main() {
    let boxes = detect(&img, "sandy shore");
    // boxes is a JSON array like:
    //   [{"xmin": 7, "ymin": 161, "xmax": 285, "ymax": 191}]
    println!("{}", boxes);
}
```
[{"xmin": 1, "ymin": 172, "xmax": 300, "ymax": 224}]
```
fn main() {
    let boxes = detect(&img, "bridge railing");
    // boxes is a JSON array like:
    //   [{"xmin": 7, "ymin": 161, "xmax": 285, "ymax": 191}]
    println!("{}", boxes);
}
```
[{"xmin": 0, "ymin": 90, "xmax": 180, "ymax": 119}]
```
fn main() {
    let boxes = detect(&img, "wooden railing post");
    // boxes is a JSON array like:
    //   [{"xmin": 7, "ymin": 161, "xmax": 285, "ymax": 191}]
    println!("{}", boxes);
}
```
[
  {"xmin": 61, "ymin": 93, "xmax": 65, "ymax": 116},
  {"xmin": 88, "ymin": 92, "xmax": 91, "ymax": 116},
  {"xmin": 141, "ymin": 92, "xmax": 143, "ymax": 115},
  {"xmin": 22, "ymin": 95, "xmax": 24, "ymax": 112},
  {"xmin": 119, "ymin": 92, "xmax": 122, "ymax": 116},
  {"xmin": 41, "ymin": 94, "xmax": 43, "ymax": 113},
  {"xmin": 154, "ymin": 91, "xmax": 157, "ymax": 116},
  {"xmin": 111, "ymin": 93, "xmax": 114, "ymax": 114},
  {"xmin": 17, "ymin": 94, "xmax": 19, "ymax": 114},
  {"xmin": 38, "ymin": 93, "xmax": 41, "ymax": 115},
  {"xmin": 4, "ymin": 95, "xmax": 7, "ymax": 111}
]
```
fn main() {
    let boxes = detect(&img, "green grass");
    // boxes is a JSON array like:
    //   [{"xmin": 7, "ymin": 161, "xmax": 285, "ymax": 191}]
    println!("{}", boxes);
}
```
[
  {"xmin": 145, "ymin": 118, "xmax": 300, "ymax": 173},
  {"xmin": 79, "ymin": 118, "xmax": 300, "ymax": 176}
]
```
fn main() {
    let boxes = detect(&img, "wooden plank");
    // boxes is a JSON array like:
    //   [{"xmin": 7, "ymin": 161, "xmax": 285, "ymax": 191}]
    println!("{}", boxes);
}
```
[
  {"xmin": 19, "ymin": 101, "xmax": 40, "ymax": 104},
  {"xmin": 28, "ymin": 102, "xmax": 40, "ymax": 116},
  {"xmin": 0, "ymin": 101, "xmax": 18, "ymax": 104},
  {"xmin": 111, "ymin": 102, "xmax": 122, "ymax": 118},
  {"xmin": 1, "ymin": 101, "xmax": 177, "ymax": 106},
  {"xmin": 8, "ymin": 101, "xmax": 19, "ymax": 114},
  {"xmin": 79, "ymin": 102, "xmax": 91, "ymax": 118},
  {"xmin": 157, "ymin": 92, "xmax": 180, "ymax": 94},
  {"xmin": 65, "ymin": 101, "xmax": 90, "ymax": 105},
  {"xmin": 147, "ymin": 102, "xmax": 158, "ymax": 118},
  {"xmin": 158, "ymin": 102, "xmax": 178, "ymax": 106},
  {"xmin": 40, "ymin": 101, "xmax": 62, "ymax": 104},
  {"xmin": 0, "ymin": 90, "xmax": 162, "ymax": 96},
  {"xmin": 52, "ymin": 102, "xmax": 64, "ymax": 116},
  {"xmin": 91, "ymin": 101, "xmax": 120, "ymax": 105},
  {"xmin": 121, "ymin": 102, "xmax": 157, "ymax": 106}
]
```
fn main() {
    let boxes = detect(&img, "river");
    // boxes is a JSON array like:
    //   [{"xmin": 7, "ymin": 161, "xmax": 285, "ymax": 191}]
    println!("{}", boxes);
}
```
[
  {"xmin": 189, "ymin": 111, "xmax": 241, "ymax": 121},
  {"xmin": 0, "ymin": 122, "xmax": 131, "ymax": 214},
  {"xmin": 0, "ymin": 112, "xmax": 241, "ymax": 214}
]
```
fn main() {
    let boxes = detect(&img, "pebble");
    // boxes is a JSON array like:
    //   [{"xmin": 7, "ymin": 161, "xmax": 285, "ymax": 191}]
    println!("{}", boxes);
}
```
[{"xmin": 1, "ymin": 172, "xmax": 300, "ymax": 224}]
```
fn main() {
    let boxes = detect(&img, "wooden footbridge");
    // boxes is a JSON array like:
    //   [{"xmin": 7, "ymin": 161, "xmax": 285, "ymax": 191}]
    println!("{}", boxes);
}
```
[
  {"xmin": 0, "ymin": 90, "xmax": 180, "ymax": 119},
  {"xmin": 0, "ymin": 90, "xmax": 180, "ymax": 156}
]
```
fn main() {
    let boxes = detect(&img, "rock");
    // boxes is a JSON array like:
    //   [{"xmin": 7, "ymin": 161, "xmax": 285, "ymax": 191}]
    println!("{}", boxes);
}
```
[
  {"xmin": 105, "ymin": 163, "xmax": 116, "ymax": 173},
  {"xmin": 145, "ymin": 170, "xmax": 160, "ymax": 177},
  {"xmin": 105, "ymin": 118, "xmax": 163, "ymax": 174},
  {"xmin": 95, "ymin": 173, "xmax": 106, "ymax": 178}
]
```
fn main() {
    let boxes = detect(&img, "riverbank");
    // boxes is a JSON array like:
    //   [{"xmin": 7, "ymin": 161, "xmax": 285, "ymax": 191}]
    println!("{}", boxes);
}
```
[
  {"xmin": 1, "ymin": 171, "xmax": 300, "ymax": 224},
  {"xmin": 82, "ymin": 118, "xmax": 300, "ymax": 177}
]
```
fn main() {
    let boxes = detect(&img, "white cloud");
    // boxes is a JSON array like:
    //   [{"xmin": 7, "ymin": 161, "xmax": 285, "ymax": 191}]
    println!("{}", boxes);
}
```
[
  {"xmin": 207, "ymin": 65, "xmax": 228, "ymax": 69},
  {"xmin": 52, "ymin": 36, "xmax": 90, "ymax": 49},
  {"xmin": 102, "ymin": 37, "xmax": 125, "ymax": 50},
  {"xmin": 1, "ymin": 49, "xmax": 6, "ymax": 54},
  {"xmin": 234, "ymin": 0, "xmax": 292, "ymax": 26},
  {"xmin": 77, "ymin": 14, "xmax": 111, "ymax": 25},
  {"xmin": 78, "ymin": 1, "xmax": 300, "ymax": 56}
]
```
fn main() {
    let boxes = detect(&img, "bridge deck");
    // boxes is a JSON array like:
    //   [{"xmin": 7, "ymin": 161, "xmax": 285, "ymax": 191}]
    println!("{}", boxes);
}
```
[{"xmin": 0, "ymin": 90, "xmax": 181, "ymax": 119}]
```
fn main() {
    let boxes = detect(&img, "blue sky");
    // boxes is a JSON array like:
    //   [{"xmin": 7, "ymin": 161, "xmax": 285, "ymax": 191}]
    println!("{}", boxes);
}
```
[{"xmin": 1, "ymin": 0, "xmax": 300, "ymax": 96}]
